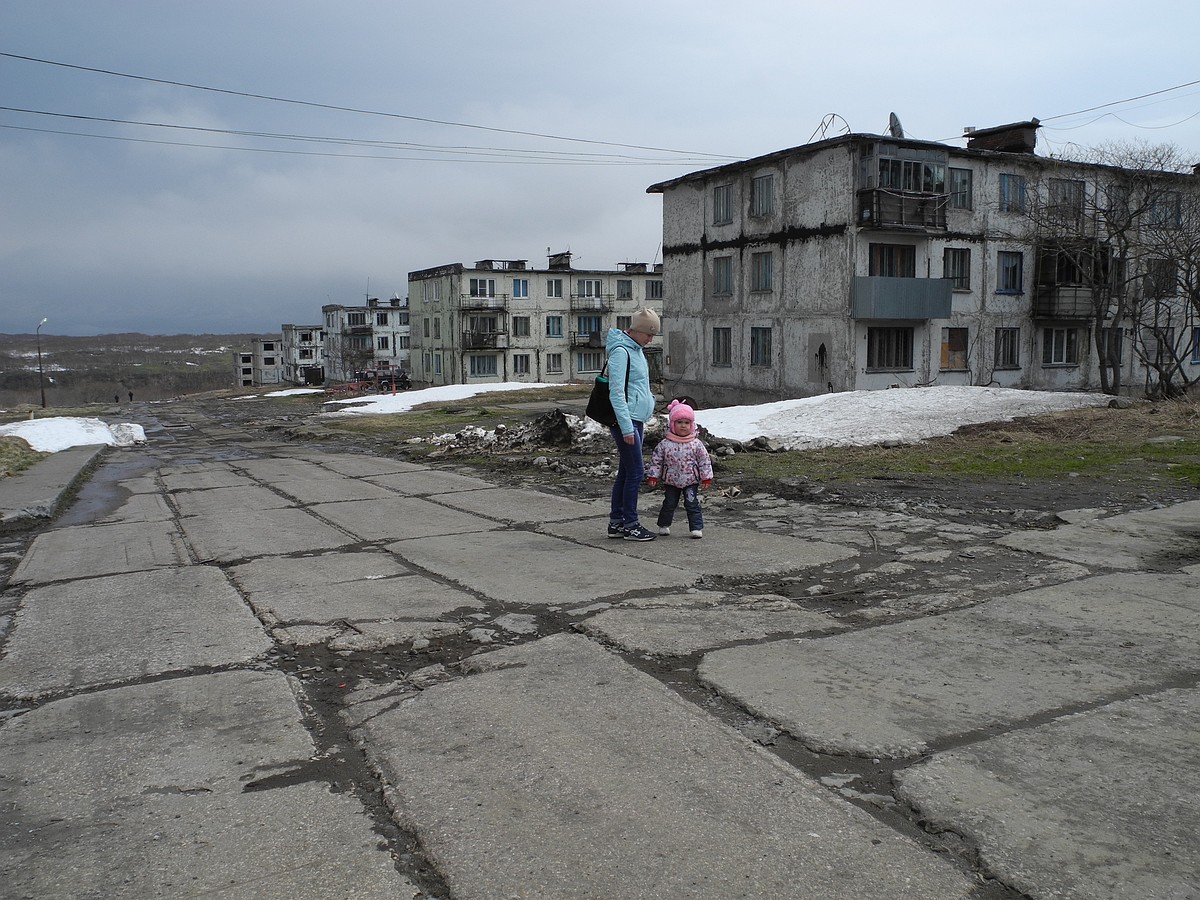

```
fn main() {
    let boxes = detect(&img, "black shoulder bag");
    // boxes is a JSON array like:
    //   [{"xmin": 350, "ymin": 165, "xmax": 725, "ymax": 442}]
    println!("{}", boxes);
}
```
[{"xmin": 585, "ymin": 356, "xmax": 629, "ymax": 428}]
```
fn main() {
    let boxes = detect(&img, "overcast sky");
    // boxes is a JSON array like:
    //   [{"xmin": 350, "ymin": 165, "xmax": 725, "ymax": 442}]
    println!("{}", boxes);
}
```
[{"xmin": 4, "ymin": 1, "xmax": 1200, "ymax": 337}]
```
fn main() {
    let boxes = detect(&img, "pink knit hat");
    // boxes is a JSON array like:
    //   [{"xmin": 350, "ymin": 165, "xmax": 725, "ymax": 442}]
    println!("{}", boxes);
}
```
[{"xmin": 667, "ymin": 399, "xmax": 694, "ymax": 427}]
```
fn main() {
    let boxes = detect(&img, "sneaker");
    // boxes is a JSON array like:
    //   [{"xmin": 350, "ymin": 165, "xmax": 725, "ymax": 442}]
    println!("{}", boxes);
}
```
[
  {"xmin": 622, "ymin": 523, "xmax": 657, "ymax": 542},
  {"xmin": 690, "ymin": 529, "xmax": 703, "ymax": 539},
  {"xmin": 607, "ymin": 521, "xmax": 626, "ymax": 539},
  {"xmin": 657, "ymin": 526, "xmax": 671, "ymax": 536}
]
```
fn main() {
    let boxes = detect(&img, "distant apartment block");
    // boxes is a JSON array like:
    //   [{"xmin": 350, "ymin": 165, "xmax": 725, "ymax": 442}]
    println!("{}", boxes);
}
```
[
  {"xmin": 321, "ymin": 297, "xmax": 410, "ymax": 383},
  {"xmin": 232, "ymin": 337, "xmax": 285, "ymax": 387},
  {"xmin": 407, "ymin": 252, "xmax": 664, "ymax": 386},
  {"xmin": 281, "ymin": 324, "xmax": 326, "ymax": 385}
]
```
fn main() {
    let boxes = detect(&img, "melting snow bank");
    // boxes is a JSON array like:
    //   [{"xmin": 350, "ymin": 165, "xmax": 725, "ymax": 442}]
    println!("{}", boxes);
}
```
[
  {"xmin": 694, "ymin": 386, "xmax": 1113, "ymax": 450},
  {"xmin": 321, "ymin": 381, "xmax": 561, "ymax": 417},
  {"xmin": 0, "ymin": 417, "xmax": 147, "ymax": 453}
]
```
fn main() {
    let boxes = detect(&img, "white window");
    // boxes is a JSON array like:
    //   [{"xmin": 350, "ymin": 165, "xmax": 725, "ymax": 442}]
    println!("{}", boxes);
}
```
[
  {"xmin": 577, "ymin": 350, "xmax": 603, "ymax": 372},
  {"xmin": 469, "ymin": 355, "xmax": 498, "ymax": 377},
  {"xmin": 1042, "ymin": 327, "xmax": 1080, "ymax": 365},
  {"xmin": 616, "ymin": 279, "xmax": 633, "ymax": 299},
  {"xmin": 546, "ymin": 316, "xmax": 563, "ymax": 337},
  {"xmin": 377, "ymin": 336, "xmax": 389, "ymax": 350},
  {"xmin": 546, "ymin": 352, "xmax": 563, "ymax": 374},
  {"xmin": 546, "ymin": 278, "xmax": 563, "ymax": 298},
  {"xmin": 577, "ymin": 279, "xmax": 602, "ymax": 297},
  {"xmin": 513, "ymin": 354, "xmax": 530, "ymax": 375},
  {"xmin": 376, "ymin": 312, "xmax": 389, "ymax": 326},
  {"xmin": 423, "ymin": 281, "xmax": 441, "ymax": 302},
  {"xmin": 646, "ymin": 280, "xmax": 663, "ymax": 300},
  {"xmin": 469, "ymin": 278, "xmax": 496, "ymax": 297}
]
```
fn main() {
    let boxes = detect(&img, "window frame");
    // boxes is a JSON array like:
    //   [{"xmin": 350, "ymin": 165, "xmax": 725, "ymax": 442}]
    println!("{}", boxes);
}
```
[
  {"xmin": 468, "ymin": 354, "xmax": 498, "ymax": 377},
  {"xmin": 750, "ymin": 251, "xmax": 774, "ymax": 292},
  {"xmin": 994, "ymin": 327, "xmax": 1020, "ymax": 369},
  {"xmin": 999, "ymin": 173, "xmax": 1026, "ymax": 213},
  {"xmin": 512, "ymin": 278, "xmax": 529, "ymax": 299},
  {"xmin": 546, "ymin": 278, "xmax": 564, "ymax": 298},
  {"xmin": 577, "ymin": 350, "xmax": 603, "ymax": 373},
  {"xmin": 997, "ymin": 251, "xmax": 1024, "ymax": 293},
  {"xmin": 749, "ymin": 174, "xmax": 774, "ymax": 217},
  {"xmin": 511, "ymin": 316, "xmax": 531, "ymax": 338},
  {"xmin": 713, "ymin": 256, "xmax": 733, "ymax": 296},
  {"xmin": 712, "ymin": 326, "xmax": 732, "ymax": 367},
  {"xmin": 713, "ymin": 183, "xmax": 734, "ymax": 224},
  {"xmin": 616, "ymin": 279, "xmax": 633, "ymax": 299},
  {"xmin": 940, "ymin": 327, "xmax": 969, "ymax": 371},
  {"xmin": 949, "ymin": 167, "xmax": 973, "ymax": 209},
  {"xmin": 944, "ymin": 247, "xmax": 971, "ymax": 290},
  {"xmin": 1042, "ymin": 327, "xmax": 1080, "ymax": 366},
  {"xmin": 869, "ymin": 243, "xmax": 916, "ymax": 278},
  {"xmin": 513, "ymin": 353, "xmax": 531, "ymax": 375},
  {"xmin": 749, "ymin": 326, "xmax": 773, "ymax": 367},
  {"xmin": 646, "ymin": 280, "xmax": 663, "ymax": 300},
  {"xmin": 545, "ymin": 316, "xmax": 563, "ymax": 338},
  {"xmin": 546, "ymin": 352, "xmax": 563, "ymax": 374},
  {"xmin": 866, "ymin": 326, "xmax": 914, "ymax": 371}
]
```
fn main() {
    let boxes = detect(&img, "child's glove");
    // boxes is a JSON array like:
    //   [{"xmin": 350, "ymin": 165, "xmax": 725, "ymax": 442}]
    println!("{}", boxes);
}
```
[
  {"xmin": 702, "ymin": 479, "xmax": 712, "ymax": 489},
  {"xmin": 647, "ymin": 477, "xmax": 658, "ymax": 487}
]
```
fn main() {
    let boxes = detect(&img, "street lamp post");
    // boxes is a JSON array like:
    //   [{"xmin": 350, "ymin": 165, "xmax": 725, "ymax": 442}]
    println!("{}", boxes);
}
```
[{"xmin": 36, "ymin": 317, "xmax": 48, "ymax": 409}]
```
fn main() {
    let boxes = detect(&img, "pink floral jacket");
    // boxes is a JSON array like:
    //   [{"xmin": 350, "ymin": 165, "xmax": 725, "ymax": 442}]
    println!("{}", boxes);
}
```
[{"xmin": 648, "ymin": 436, "xmax": 714, "ymax": 489}]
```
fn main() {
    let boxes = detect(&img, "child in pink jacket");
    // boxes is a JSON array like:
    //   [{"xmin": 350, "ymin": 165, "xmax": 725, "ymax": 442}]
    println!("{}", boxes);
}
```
[{"xmin": 647, "ymin": 399, "xmax": 714, "ymax": 538}]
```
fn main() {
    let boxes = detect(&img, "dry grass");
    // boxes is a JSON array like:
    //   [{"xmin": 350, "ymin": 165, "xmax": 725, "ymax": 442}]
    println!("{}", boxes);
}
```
[{"xmin": 0, "ymin": 435, "xmax": 47, "ymax": 479}]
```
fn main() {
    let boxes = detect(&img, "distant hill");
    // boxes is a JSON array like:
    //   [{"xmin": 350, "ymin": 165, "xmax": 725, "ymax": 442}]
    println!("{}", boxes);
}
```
[{"xmin": 0, "ymin": 332, "xmax": 277, "ymax": 408}]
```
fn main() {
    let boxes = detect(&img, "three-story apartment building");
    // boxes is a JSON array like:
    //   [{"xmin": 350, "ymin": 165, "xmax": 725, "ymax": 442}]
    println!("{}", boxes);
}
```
[
  {"xmin": 649, "ymin": 120, "xmax": 1200, "ymax": 405},
  {"xmin": 321, "ymin": 297, "xmax": 410, "ymax": 383}
]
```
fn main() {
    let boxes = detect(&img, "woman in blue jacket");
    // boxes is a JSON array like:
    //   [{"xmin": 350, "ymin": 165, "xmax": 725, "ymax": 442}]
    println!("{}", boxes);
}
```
[{"xmin": 605, "ymin": 307, "xmax": 660, "ymax": 541}]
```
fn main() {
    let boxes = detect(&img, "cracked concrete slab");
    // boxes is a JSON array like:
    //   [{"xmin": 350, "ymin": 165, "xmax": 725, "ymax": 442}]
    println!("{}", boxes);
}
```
[
  {"xmin": 179, "ymin": 506, "xmax": 356, "ymax": 563},
  {"xmin": 160, "ymin": 464, "xmax": 258, "ymax": 491},
  {"xmin": 0, "ymin": 566, "xmax": 272, "ymax": 698},
  {"xmin": 173, "ymin": 484, "xmax": 297, "ymax": 516},
  {"xmin": 0, "ymin": 670, "xmax": 415, "ymax": 899},
  {"xmin": 10, "ymin": 520, "xmax": 191, "ymax": 585},
  {"xmin": 895, "ymin": 687, "xmax": 1200, "ymax": 900},
  {"xmin": 699, "ymin": 572, "xmax": 1200, "ymax": 757},
  {"xmin": 386, "ymin": 530, "xmax": 696, "ymax": 606},
  {"xmin": 998, "ymin": 500, "xmax": 1200, "ymax": 569},
  {"xmin": 347, "ymin": 633, "xmax": 971, "ymax": 899},
  {"xmin": 431, "ymin": 486, "xmax": 602, "ymax": 524},
  {"xmin": 311, "ymin": 495, "xmax": 500, "ymax": 542},
  {"xmin": 96, "ymin": 492, "xmax": 175, "ymax": 524},
  {"xmin": 245, "ymin": 574, "xmax": 482, "ymax": 627},
  {"xmin": 271, "ymin": 476, "xmax": 397, "ymax": 504},
  {"xmin": 542, "ymin": 519, "xmax": 858, "ymax": 577},
  {"xmin": 298, "ymin": 452, "xmax": 428, "ymax": 477},
  {"xmin": 229, "ymin": 549, "xmax": 413, "ymax": 591},
  {"xmin": 362, "ymin": 469, "xmax": 495, "ymax": 495}
]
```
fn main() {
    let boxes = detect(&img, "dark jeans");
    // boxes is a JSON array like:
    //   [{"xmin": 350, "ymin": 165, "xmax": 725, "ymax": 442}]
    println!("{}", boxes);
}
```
[
  {"xmin": 656, "ymin": 483, "xmax": 703, "ymax": 531},
  {"xmin": 609, "ymin": 421, "xmax": 644, "ymax": 526}
]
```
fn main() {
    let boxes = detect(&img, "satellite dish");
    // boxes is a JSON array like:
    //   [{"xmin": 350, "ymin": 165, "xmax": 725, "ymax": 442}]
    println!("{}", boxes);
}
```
[{"xmin": 888, "ymin": 112, "xmax": 904, "ymax": 138}]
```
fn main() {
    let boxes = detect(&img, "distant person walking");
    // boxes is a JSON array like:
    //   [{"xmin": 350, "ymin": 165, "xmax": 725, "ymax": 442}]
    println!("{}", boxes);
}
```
[
  {"xmin": 114, "ymin": 394, "xmax": 119, "ymax": 404},
  {"xmin": 647, "ymin": 399, "xmax": 713, "ymax": 539},
  {"xmin": 605, "ymin": 307, "xmax": 660, "ymax": 542},
  {"xmin": 128, "ymin": 391, "xmax": 133, "ymax": 402}
]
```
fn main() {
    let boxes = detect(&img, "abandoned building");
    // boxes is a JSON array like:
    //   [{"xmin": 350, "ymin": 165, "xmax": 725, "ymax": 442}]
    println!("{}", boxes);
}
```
[
  {"xmin": 406, "ymin": 252, "xmax": 665, "ymax": 385},
  {"xmin": 320, "ymin": 297, "xmax": 411, "ymax": 383},
  {"xmin": 648, "ymin": 120, "xmax": 1200, "ymax": 406}
]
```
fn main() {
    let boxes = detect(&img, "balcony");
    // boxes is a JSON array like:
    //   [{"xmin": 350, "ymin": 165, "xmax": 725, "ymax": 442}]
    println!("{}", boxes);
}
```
[
  {"xmin": 570, "ymin": 330, "xmax": 605, "ymax": 349},
  {"xmin": 857, "ymin": 189, "xmax": 947, "ymax": 231},
  {"xmin": 1033, "ymin": 285, "xmax": 1100, "ymax": 319},
  {"xmin": 461, "ymin": 330, "xmax": 509, "ymax": 350},
  {"xmin": 459, "ymin": 293, "xmax": 510, "ymax": 311},
  {"xmin": 570, "ymin": 294, "xmax": 614, "ymax": 313},
  {"xmin": 852, "ymin": 277, "xmax": 953, "ymax": 320}
]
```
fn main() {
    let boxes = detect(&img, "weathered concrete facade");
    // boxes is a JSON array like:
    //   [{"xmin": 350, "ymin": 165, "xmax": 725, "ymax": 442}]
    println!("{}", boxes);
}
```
[
  {"xmin": 650, "ymin": 126, "xmax": 1200, "ymax": 407},
  {"xmin": 407, "ymin": 253, "xmax": 664, "ymax": 386}
]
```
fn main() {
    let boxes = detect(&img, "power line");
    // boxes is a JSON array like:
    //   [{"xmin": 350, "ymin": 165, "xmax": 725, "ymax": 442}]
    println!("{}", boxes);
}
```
[
  {"xmin": 1039, "ymin": 77, "xmax": 1200, "ymax": 123},
  {"xmin": 0, "ymin": 51, "xmax": 738, "ymax": 161}
]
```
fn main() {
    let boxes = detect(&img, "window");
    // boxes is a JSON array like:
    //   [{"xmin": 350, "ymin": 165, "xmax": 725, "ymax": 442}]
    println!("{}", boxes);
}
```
[
  {"xmin": 423, "ymin": 281, "xmax": 441, "ymax": 302},
  {"xmin": 997, "ymin": 251, "xmax": 1024, "ymax": 293},
  {"xmin": 545, "ymin": 316, "xmax": 563, "ymax": 337},
  {"xmin": 512, "ymin": 278, "xmax": 529, "ymax": 298},
  {"xmin": 750, "ymin": 326, "xmax": 772, "ymax": 366},
  {"xmin": 1042, "ymin": 327, "xmax": 1080, "ymax": 365},
  {"xmin": 994, "ymin": 327, "xmax": 1020, "ymax": 369},
  {"xmin": 751, "ymin": 252, "xmax": 774, "ymax": 291},
  {"xmin": 514, "ymin": 354, "xmax": 530, "ymax": 375},
  {"xmin": 949, "ymin": 168, "xmax": 973, "ymax": 209},
  {"xmin": 940, "ymin": 327, "xmax": 968, "ymax": 370},
  {"xmin": 616, "ymin": 315, "xmax": 631, "ymax": 331},
  {"xmin": 546, "ymin": 352, "xmax": 563, "ymax": 374},
  {"xmin": 1192, "ymin": 327, "xmax": 1200, "ymax": 364},
  {"xmin": 299, "ymin": 348, "xmax": 313, "ymax": 359},
  {"xmin": 262, "ymin": 342, "xmax": 275, "ymax": 351},
  {"xmin": 867, "ymin": 326, "xmax": 914, "ymax": 370},
  {"xmin": 299, "ymin": 332, "xmax": 312, "ymax": 342},
  {"xmin": 376, "ymin": 312, "xmax": 389, "ymax": 326},
  {"xmin": 241, "ymin": 367, "xmax": 252, "ymax": 376},
  {"xmin": 712, "ymin": 327, "xmax": 732, "ymax": 367},
  {"xmin": 512, "ymin": 316, "xmax": 531, "ymax": 337},
  {"xmin": 1147, "ymin": 192, "xmax": 1182, "ymax": 228},
  {"xmin": 469, "ymin": 278, "xmax": 496, "ymax": 297},
  {"xmin": 1048, "ymin": 178, "xmax": 1085, "ymax": 221},
  {"xmin": 546, "ymin": 278, "xmax": 563, "ymax": 298},
  {"xmin": 1145, "ymin": 259, "xmax": 1177, "ymax": 298},
  {"xmin": 422, "ymin": 318, "xmax": 430, "ymax": 338},
  {"xmin": 713, "ymin": 256, "xmax": 733, "ymax": 295},
  {"xmin": 877, "ymin": 159, "xmax": 945, "ymax": 193},
  {"xmin": 646, "ymin": 280, "xmax": 663, "ymax": 300},
  {"xmin": 469, "ymin": 355, "xmax": 498, "ymax": 377},
  {"xmin": 1099, "ymin": 327, "xmax": 1123, "ymax": 366},
  {"xmin": 577, "ymin": 315, "xmax": 601, "ymax": 336},
  {"xmin": 433, "ymin": 353, "xmax": 442, "ymax": 375},
  {"xmin": 1143, "ymin": 327, "xmax": 1175, "ymax": 366},
  {"xmin": 750, "ymin": 174, "xmax": 774, "ymax": 216},
  {"xmin": 346, "ymin": 336, "xmax": 369, "ymax": 350},
  {"xmin": 869, "ymin": 244, "xmax": 916, "ymax": 278},
  {"xmin": 468, "ymin": 314, "xmax": 498, "ymax": 333},
  {"xmin": 713, "ymin": 183, "xmax": 734, "ymax": 224},
  {"xmin": 578, "ymin": 350, "xmax": 603, "ymax": 372},
  {"xmin": 577, "ymin": 279, "xmax": 602, "ymax": 297},
  {"xmin": 433, "ymin": 318, "xmax": 441, "ymax": 339},
  {"xmin": 398, "ymin": 312, "xmax": 408, "ymax": 326},
  {"xmin": 377, "ymin": 336, "xmax": 389, "ymax": 350},
  {"xmin": 944, "ymin": 248, "xmax": 970, "ymax": 290},
  {"xmin": 347, "ymin": 312, "xmax": 367, "ymax": 326},
  {"xmin": 397, "ymin": 336, "xmax": 410, "ymax": 349},
  {"xmin": 999, "ymin": 173, "xmax": 1026, "ymax": 213},
  {"xmin": 616, "ymin": 279, "xmax": 633, "ymax": 299}
]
